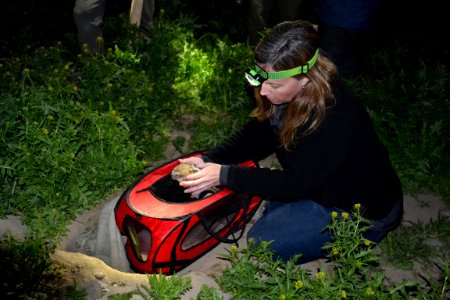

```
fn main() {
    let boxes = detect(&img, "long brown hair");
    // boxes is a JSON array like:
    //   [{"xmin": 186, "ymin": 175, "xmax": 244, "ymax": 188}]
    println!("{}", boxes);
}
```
[{"xmin": 251, "ymin": 20, "xmax": 337, "ymax": 150}]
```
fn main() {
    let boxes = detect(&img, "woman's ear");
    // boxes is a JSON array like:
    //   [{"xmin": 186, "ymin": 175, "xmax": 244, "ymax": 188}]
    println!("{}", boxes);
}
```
[{"xmin": 299, "ymin": 77, "xmax": 310, "ymax": 88}]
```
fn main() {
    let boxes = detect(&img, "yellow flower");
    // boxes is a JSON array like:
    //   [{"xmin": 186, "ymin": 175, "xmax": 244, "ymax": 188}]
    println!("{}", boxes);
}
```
[
  {"xmin": 364, "ymin": 239, "xmax": 371, "ymax": 246},
  {"xmin": 332, "ymin": 247, "xmax": 339, "ymax": 255},
  {"xmin": 366, "ymin": 287, "xmax": 375, "ymax": 297},
  {"xmin": 42, "ymin": 128, "xmax": 49, "ymax": 135},
  {"xmin": 331, "ymin": 211, "xmax": 338, "ymax": 219},
  {"xmin": 47, "ymin": 115, "xmax": 54, "ymax": 121},
  {"xmin": 72, "ymin": 85, "xmax": 78, "ymax": 92},
  {"xmin": 316, "ymin": 271, "xmax": 325, "ymax": 280},
  {"xmin": 279, "ymin": 294, "xmax": 285, "ymax": 300},
  {"xmin": 341, "ymin": 290, "xmax": 347, "ymax": 299},
  {"xmin": 64, "ymin": 64, "xmax": 69, "ymax": 70},
  {"xmin": 341, "ymin": 212, "xmax": 349, "ymax": 220},
  {"xmin": 230, "ymin": 245, "xmax": 238, "ymax": 253},
  {"xmin": 295, "ymin": 280, "xmax": 304, "ymax": 289},
  {"xmin": 354, "ymin": 203, "xmax": 361, "ymax": 210},
  {"xmin": 106, "ymin": 83, "xmax": 113, "ymax": 89}
]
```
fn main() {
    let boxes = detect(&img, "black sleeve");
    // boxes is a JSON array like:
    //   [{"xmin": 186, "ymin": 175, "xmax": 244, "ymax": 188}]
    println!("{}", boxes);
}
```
[
  {"xmin": 205, "ymin": 118, "xmax": 278, "ymax": 164},
  {"xmin": 224, "ymin": 108, "xmax": 354, "ymax": 200}
]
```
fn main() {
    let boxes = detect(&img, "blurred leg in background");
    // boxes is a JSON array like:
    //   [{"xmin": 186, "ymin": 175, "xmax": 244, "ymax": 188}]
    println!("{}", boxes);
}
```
[
  {"xmin": 74, "ymin": 0, "xmax": 107, "ymax": 53},
  {"xmin": 74, "ymin": 0, "xmax": 155, "ymax": 53},
  {"xmin": 139, "ymin": 0, "xmax": 155, "ymax": 41}
]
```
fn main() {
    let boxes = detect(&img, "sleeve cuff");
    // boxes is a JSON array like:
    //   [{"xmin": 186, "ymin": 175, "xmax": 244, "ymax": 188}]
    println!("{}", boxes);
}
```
[{"xmin": 219, "ymin": 165, "xmax": 230, "ymax": 185}]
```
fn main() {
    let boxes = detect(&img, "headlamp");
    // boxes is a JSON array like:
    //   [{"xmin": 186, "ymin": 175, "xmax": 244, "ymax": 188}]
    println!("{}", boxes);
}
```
[{"xmin": 245, "ymin": 49, "xmax": 319, "ymax": 87}]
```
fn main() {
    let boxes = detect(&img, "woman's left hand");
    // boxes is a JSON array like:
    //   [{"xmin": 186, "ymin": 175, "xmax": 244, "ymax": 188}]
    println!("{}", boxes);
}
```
[{"xmin": 179, "ymin": 163, "xmax": 221, "ymax": 198}]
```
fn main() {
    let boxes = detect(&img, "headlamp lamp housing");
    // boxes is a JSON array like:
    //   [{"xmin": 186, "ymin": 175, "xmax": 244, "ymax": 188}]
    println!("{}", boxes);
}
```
[{"xmin": 245, "ymin": 49, "xmax": 319, "ymax": 87}]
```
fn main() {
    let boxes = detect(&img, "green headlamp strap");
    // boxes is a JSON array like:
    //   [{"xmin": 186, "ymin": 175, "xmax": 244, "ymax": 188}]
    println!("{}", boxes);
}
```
[{"xmin": 245, "ymin": 49, "xmax": 319, "ymax": 86}]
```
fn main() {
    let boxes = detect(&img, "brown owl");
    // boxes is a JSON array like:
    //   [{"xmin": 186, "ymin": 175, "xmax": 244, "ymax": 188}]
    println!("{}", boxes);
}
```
[{"xmin": 171, "ymin": 163, "xmax": 200, "ymax": 182}]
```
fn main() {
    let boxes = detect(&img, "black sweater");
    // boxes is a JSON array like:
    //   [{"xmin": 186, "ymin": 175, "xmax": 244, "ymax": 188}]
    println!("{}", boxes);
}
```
[{"xmin": 206, "ymin": 78, "xmax": 402, "ymax": 220}]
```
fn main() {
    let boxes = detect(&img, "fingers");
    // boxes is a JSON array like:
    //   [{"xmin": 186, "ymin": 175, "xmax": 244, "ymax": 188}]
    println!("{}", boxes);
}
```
[
  {"xmin": 183, "ymin": 180, "xmax": 215, "ymax": 196},
  {"xmin": 180, "ymin": 164, "xmax": 219, "ymax": 185},
  {"xmin": 180, "ymin": 169, "xmax": 203, "ymax": 182},
  {"xmin": 179, "ymin": 170, "xmax": 217, "ymax": 195},
  {"xmin": 176, "ymin": 162, "xmax": 221, "ymax": 197}
]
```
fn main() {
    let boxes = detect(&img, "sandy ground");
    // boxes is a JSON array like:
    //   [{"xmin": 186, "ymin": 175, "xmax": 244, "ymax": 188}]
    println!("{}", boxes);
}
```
[{"xmin": 1, "ymin": 152, "xmax": 449, "ymax": 299}]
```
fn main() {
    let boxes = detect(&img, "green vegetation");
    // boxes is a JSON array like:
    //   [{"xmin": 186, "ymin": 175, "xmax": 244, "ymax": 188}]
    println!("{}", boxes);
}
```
[
  {"xmin": 380, "ymin": 214, "xmax": 450, "ymax": 270},
  {"xmin": 352, "ymin": 49, "xmax": 450, "ymax": 198},
  {"xmin": 111, "ymin": 272, "xmax": 192, "ymax": 300},
  {"xmin": 109, "ymin": 206, "xmax": 449, "ymax": 299},
  {"xmin": 0, "ymin": 2, "xmax": 449, "ymax": 299},
  {"xmin": 216, "ymin": 206, "xmax": 449, "ymax": 299}
]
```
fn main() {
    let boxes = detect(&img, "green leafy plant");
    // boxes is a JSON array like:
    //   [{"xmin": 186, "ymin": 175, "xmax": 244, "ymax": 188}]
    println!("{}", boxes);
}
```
[
  {"xmin": 136, "ymin": 272, "xmax": 192, "ymax": 299},
  {"xmin": 217, "ymin": 204, "xmax": 449, "ymax": 299},
  {"xmin": 65, "ymin": 279, "xmax": 88, "ymax": 300},
  {"xmin": 0, "ymin": 233, "xmax": 59, "ymax": 299},
  {"xmin": 196, "ymin": 284, "xmax": 224, "ymax": 300},
  {"xmin": 172, "ymin": 135, "xmax": 186, "ymax": 153},
  {"xmin": 380, "ymin": 214, "xmax": 450, "ymax": 270},
  {"xmin": 352, "ymin": 43, "xmax": 450, "ymax": 203}
]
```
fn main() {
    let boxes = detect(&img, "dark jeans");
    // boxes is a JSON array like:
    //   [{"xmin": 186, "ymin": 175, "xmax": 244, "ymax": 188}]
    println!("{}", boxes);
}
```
[{"xmin": 247, "ymin": 199, "xmax": 401, "ymax": 263}]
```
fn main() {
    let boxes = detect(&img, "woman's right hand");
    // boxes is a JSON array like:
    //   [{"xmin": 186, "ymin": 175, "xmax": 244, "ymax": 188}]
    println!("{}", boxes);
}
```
[{"xmin": 179, "ymin": 162, "xmax": 222, "ymax": 198}]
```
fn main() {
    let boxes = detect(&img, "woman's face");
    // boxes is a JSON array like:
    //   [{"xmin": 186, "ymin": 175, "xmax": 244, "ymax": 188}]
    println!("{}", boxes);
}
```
[{"xmin": 258, "ymin": 66, "xmax": 309, "ymax": 105}]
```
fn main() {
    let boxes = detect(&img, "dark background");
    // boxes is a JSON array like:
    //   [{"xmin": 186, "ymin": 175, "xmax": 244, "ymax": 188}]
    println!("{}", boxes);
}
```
[{"xmin": 0, "ymin": 0, "xmax": 448, "ymax": 67}]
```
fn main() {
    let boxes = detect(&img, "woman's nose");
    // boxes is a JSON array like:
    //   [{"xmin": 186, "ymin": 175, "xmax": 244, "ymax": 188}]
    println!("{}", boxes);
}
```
[{"xmin": 260, "ymin": 83, "xmax": 269, "ymax": 96}]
